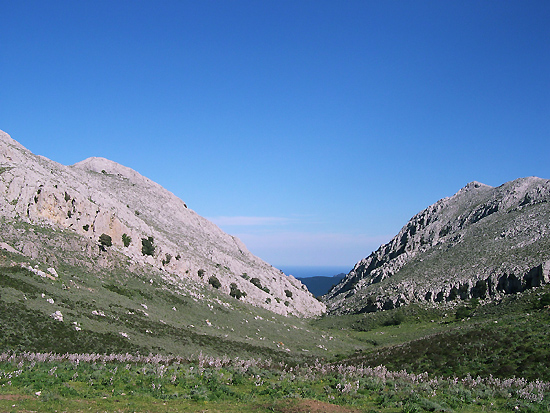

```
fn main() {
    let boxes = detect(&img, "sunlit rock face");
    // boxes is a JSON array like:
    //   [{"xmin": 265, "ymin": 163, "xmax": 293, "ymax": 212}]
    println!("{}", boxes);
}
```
[
  {"xmin": 325, "ymin": 177, "xmax": 550, "ymax": 314},
  {"xmin": 0, "ymin": 129, "xmax": 325, "ymax": 317}
]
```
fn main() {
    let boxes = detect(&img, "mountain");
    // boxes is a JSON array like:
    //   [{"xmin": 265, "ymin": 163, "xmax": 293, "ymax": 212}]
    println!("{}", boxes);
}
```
[
  {"xmin": 324, "ymin": 178, "xmax": 550, "ymax": 314},
  {"xmin": 297, "ymin": 274, "xmax": 346, "ymax": 297},
  {"xmin": 0, "ymin": 130, "xmax": 324, "ymax": 318}
]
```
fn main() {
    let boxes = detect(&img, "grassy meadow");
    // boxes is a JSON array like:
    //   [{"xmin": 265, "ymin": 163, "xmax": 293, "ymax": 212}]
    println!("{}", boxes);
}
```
[{"xmin": 1, "ymin": 247, "xmax": 550, "ymax": 412}]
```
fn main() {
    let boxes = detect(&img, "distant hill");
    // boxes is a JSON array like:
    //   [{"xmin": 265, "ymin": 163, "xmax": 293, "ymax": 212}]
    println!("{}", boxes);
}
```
[
  {"xmin": 325, "ymin": 178, "xmax": 550, "ymax": 314},
  {"xmin": 298, "ymin": 274, "xmax": 346, "ymax": 297}
]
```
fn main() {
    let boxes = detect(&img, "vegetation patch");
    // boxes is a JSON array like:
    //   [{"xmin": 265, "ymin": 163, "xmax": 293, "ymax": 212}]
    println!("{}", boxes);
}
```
[{"xmin": 0, "ymin": 352, "xmax": 548, "ymax": 412}]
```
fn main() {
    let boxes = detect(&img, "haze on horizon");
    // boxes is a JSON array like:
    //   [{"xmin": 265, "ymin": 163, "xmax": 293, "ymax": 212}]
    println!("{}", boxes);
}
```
[{"xmin": 1, "ymin": 1, "xmax": 549, "ymax": 267}]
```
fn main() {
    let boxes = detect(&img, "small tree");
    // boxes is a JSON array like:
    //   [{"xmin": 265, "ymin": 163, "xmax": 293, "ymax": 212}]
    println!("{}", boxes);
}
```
[
  {"xmin": 250, "ymin": 277, "xmax": 263, "ymax": 289},
  {"xmin": 230, "ymin": 283, "xmax": 246, "ymax": 300},
  {"xmin": 162, "ymin": 253, "xmax": 172, "ymax": 265},
  {"xmin": 198, "ymin": 269, "xmax": 205, "ymax": 278},
  {"xmin": 99, "ymin": 234, "xmax": 112, "ymax": 248},
  {"xmin": 285, "ymin": 289, "xmax": 293, "ymax": 298},
  {"xmin": 122, "ymin": 233, "xmax": 131, "ymax": 248},
  {"xmin": 208, "ymin": 275, "xmax": 221, "ymax": 289},
  {"xmin": 141, "ymin": 236, "xmax": 155, "ymax": 256}
]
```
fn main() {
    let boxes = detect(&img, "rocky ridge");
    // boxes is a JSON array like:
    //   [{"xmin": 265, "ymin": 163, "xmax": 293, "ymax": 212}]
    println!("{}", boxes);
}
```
[
  {"xmin": 324, "ymin": 178, "xmax": 550, "ymax": 314},
  {"xmin": 0, "ymin": 130, "xmax": 324, "ymax": 317}
]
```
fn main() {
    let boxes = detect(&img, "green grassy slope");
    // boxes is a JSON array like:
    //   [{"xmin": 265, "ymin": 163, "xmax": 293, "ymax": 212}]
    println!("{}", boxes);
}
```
[
  {"xmin": 316, "ymin": 286, "xmax": 550, "ymax": 381},
  {"xmin": 0, "ymin": 248, "xmax": 363, "ymax": 362}
]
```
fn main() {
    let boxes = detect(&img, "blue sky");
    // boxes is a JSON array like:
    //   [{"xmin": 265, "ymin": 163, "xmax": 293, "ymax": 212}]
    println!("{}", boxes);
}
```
[{"xmin": 1, "ymin": 1, "xmax": 549, "ymax": 268}]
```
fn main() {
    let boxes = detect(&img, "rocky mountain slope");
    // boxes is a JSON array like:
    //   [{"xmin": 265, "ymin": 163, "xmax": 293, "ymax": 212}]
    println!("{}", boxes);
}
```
[
  {"xmin": 324, "ymin": 178, "xmax": 550, "ymax": 314},
  {"xmin": 0, "ymin": 130, "xmax": 324, "ymax": 317}
]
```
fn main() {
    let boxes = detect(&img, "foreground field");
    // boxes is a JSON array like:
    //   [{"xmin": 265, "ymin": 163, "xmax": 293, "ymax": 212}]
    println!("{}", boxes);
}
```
[
  {"xmin": 1, "ymin": 352, "xmax": 549, "ymax": 413},
  {"xmin": 2, "ymin": 250, "xmax": 550, "ymax": 412}
]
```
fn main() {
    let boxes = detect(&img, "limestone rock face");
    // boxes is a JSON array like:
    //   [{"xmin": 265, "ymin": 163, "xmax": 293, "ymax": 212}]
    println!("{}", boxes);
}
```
[
  {"xmin": 0, "ymin": 130, "xmax": 324, "ymax": 317},
  {"xmin": 325, "ymin": 177, "xmax": 550, "ymax": 314}
]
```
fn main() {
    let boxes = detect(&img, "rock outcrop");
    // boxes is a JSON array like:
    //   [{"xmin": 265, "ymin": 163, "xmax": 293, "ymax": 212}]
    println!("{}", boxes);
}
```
[
  {"xmin": 324, "ymin": 178, "xmax": 550, "ymax": 314},
  {"xmin": 0, "ymin": 129, "xmax": 325, "ymax": 317}
]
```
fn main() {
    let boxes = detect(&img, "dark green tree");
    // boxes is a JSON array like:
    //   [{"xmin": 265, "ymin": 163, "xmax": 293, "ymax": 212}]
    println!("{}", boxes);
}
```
[
  {"xmin": 208, "ymin": 275, "xmax": 221, "ymax": 289},
  {"xmin": 99, "ymin": 234, "xmax": 112, "ymax": 248},
  {"xmin": 230, "ymin": 283, "xmax": 246, "ymax": 299},
  {"xmin": 122, "ymin": 233, "xmax": 131, "ymax": 248},
  {"xmin": 141, "ymin": 236, "xmax": 155, "ymax": 256}
]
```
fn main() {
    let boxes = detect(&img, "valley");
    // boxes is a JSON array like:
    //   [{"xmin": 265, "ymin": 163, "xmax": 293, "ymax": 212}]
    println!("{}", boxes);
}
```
[{"xmin": 0, "ymin": 131, "xmax": 549, "ymax": 411}]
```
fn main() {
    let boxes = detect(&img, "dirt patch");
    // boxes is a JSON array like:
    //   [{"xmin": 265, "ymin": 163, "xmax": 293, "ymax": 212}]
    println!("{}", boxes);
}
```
[
  {"xmin": 0, "ymin": 394, "xmax": 34, "ymax": 400},
  {"xmin": 269, "ymin": 399, "xmax": 363, "ymax": 413}
]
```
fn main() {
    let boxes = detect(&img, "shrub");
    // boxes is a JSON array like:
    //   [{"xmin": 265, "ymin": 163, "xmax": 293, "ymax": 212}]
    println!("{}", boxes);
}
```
[
  {"xmin": 539, "ymin": 292, "xmax": 550, "ymax": 308},
  {"xmin": 384, "ymin": 312, "xmax": 405, "ymax": 326},
  {"xmin": 285, "ymin": 289, "xmax": 293, "ymax": 298},
  {"xmin": 250, "ymin": 278, "xmax": 263, "ymax": 289},
  {"xmin": 99, "ymin": 234, "xmax": 112, "ymax": 248},
  {"xmin": 64, "ymin": 192, "xmax": 71, "ymax": 202},
  {"xmin": 122, "ymin": 233, "xmax": 131, "ymax": 247},
  {"xmin": 82, "ymin": 224, "xmax": 90, "ymax": 231},
  {"xmin": 162, "ymin": 253, "xmax": 172, "ymax": 265},
  {"xmin": 141, "ymin": 237, "xmax": 155, "ymax": 256},
  {"xmin": 230, "ymin": 283, "xmax": 246, "ymax": 299},
  {"xmin": 455, "ymin": 306, "xmax": 473, "ymax": 320},
  {"xmin": 208, "ymin": 275, "xmax": 221, "ymax": 289},
  {"xmin": 198, "ymin": 269, "xmax": 205, "ymax": 278}
]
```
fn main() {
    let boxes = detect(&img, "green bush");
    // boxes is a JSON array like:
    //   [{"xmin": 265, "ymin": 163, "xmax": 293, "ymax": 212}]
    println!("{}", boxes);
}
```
[
  {"xmin": 455, "ymin": 306, "xmax": 473, "ymax": 320},
  {"xmin": 162, "ymin": 253, "xmax": 172, "ymax": 265},
  {"xmin": 539, "ymin": 293, "xmax": 550, "ymax": 308},
  {"xmin": 250, "ymin": 278, "xmax": 263, "ymax": 289},
  {"xmin": 141, "ymin": 237, "xmax": 155, "ymax": 256},
  {"xmin": 198, "ymin": 269, "xmax": 205, "ymax": 278},
  {"xmin": 285, "ymin": 289, "xmax": 293, "ymax": 298},
  {"xmin": 99, "ymin": 234, "xmax": 112, "ymax": 248},
  {"xmin": 384, "ymin": 312, "xmax": 405, "ymax": 326},
  {"xmin": 208, "ymin": 275, "xmax": 221, "ymax": 289},
  {"xmin": 230, "ymin": 283, "xmax": 246, "ymax": 299},
  {"xmin": 122, "ymin": 233, "xmax": 131, "ymax": 247}
]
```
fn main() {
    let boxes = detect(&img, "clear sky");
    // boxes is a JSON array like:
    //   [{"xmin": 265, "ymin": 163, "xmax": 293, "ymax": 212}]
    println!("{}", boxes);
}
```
[{"xmin": 1, "ymin": 1, "xmax": 549, "ymax": 268}]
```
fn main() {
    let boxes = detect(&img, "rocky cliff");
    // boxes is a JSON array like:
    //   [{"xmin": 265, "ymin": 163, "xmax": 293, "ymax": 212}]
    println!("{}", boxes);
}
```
[
  {"xmin": 324, "ymin": 178, "xmax": 550, "ymax": 314},
  {"xmin": 0, "ymin": 130, "xmax": 325, "ymax": 317}
]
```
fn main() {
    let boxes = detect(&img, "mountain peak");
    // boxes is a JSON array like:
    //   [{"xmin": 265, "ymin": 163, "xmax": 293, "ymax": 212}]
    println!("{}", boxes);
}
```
[
  {"xmin": 72, "ymin": 157, "xmax": 147, "ymax": 183},
  {"xmin": 0, "ymin": 129, "xmax": 29, "ymax": 152},
  {"xmin": 463, "ymin": 181, "xmax": 490, "ymax": 190},
  {"xmin": 325, "ymin": 177, "xmax": 550, "ymax": 314},
  {"xmin": 0, "ymin": 130, "xmax": 325, "ymax": 318}
]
